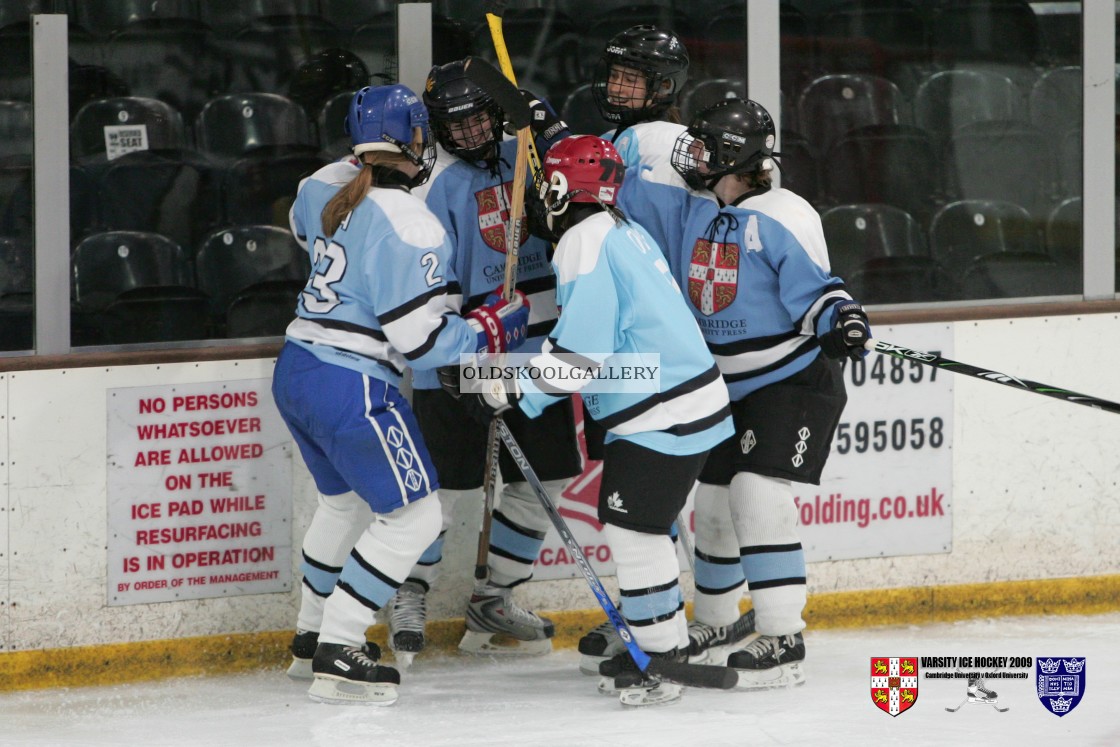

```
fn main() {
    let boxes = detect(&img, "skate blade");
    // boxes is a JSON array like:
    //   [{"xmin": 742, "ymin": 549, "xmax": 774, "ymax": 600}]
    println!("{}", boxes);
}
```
[
  {"xmin": 597, "ymin": 675, "xmax": 620, "ymax": 696},
  {"xmin": 619, "ymin": 682, "xmax": 683, "ymax": 708},
  {"xmin": 734, "ymin": 661, "xmax": 806, "ymax": 691},
  {"xmin": 458, "ymin": 630, "xmax": 552, "ymax": 657},
  {"xmin": 286, "ymin": 658, "xmax": 313, "ymax": 681},
  {"xmin": 307, "ymin": 675, "xmax": 399, "ymax": 706}
]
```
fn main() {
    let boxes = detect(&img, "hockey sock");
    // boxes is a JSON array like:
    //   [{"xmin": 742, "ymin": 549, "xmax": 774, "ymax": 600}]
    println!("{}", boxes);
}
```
[
  {"xmin": 319, "ymin": 495, "xmax": 442, "ymax": 647},
  {"xmin": 486, "ymin": 479, "xmax": 562, "ymax": 587},
  {"xmin": 403, "ymin": 488, "xmax": 475, "ymax": 590},
  {"xmin": 296, "ymin": 491, "xmax": 370, "ymax": 633},
  {"xmin": 729, "ymin": 473, "xmax": 806, "ymax": 636},
  {"xmin": 603, "ymin": 523, "xmax": 684, "ymax": 654},
  {"xmin": 692, "ymin": 482, "xmax": 747, "ymax": 627}
]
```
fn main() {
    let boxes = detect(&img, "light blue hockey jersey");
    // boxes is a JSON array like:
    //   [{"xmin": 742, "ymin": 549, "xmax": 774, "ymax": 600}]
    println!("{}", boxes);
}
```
[
  {"xmin": 603, "ymin": 123, "xmax": 855, "ymax": 400},
  {"xmin": 286, "ymin": 160, "xmax": 483, "ymax": 387},
  {"xmin": 516, "ymin": 212, "xmax": 733, "ymax": 456},
  {"xmin": 607, "ymin": 120, "xmax": 715, "ymax": 265},
  {"xmin": 410, "ymin": 138, "xmax": 559, "ymax": 389},
  {"xmin": 644, "ymin": 181, "xmax": 855, "ymax": 401}
]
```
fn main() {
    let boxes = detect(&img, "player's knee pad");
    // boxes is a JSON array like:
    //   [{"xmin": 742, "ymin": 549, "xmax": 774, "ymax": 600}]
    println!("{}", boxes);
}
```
[
  {"xmin": 694, "ymin": 483, "xmax": 739, "ymax": 557},
  {"xmin": 302, "ymin": 491, "xmax": 368, "ymax": 571},
  {"xmin": 498, "ymin": 479, "xmax": 563, "ymax": 535},
  {"xmin": 729, "ymin": 473, "xmax": 798, "ymax": 546},
  {"xmin": 351, "ymin": 494, "xmax": 442, "ymax": 583},
  {"xmin": 319, "ymin": 490, "xmax": 366, "ymax": 515},
  {"xmin": 603, "ymin": 523, "xmax": 679, "ymax": 588}
]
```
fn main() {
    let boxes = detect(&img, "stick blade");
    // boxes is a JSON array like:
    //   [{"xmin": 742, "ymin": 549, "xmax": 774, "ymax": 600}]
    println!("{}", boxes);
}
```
[
  {"xmin": 463, "ymin": 55, "xmax": 531, "ymax": 129},
  {"xmin": 649, "ymin": 660, "xmax": 739, "ymax": 690},
  {"xmin": 484, "ymin": 0, "xmax": 508, "ymax": 18}
]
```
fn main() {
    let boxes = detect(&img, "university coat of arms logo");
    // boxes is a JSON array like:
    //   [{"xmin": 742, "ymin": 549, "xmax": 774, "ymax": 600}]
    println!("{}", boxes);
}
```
[{"xmin": 687, "ymin": 238, "xmax": 739, "ymax": 315}]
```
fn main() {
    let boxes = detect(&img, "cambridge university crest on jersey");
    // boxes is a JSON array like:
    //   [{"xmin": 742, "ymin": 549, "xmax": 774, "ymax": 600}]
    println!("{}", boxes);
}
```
[
  {"xmin": 476, "ymin": 183, "xmax": 527, "ymax": 253},
  {"xmin": 687, "ymin": 239, "xmax": 739, "ymax": 315}
]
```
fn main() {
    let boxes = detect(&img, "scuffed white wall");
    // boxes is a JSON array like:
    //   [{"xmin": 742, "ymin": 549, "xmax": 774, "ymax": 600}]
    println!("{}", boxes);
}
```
[{"xmin": 1, "ymin": 313, "xmax": 1118, "ymax": 652}]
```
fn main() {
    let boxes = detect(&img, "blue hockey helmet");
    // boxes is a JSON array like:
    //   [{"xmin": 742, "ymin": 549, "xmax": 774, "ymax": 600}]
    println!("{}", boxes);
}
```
[{"xmin": 345, "ymin": 84, "xmax": 436, "ymax": 181}]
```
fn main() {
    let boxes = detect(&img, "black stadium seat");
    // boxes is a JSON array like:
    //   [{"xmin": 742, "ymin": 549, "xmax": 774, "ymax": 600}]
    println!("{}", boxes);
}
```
[
  {"xmin": 821, "ymin": 203, "xmax": 926, "ymax": 280},
  {"xmin": 196, "ymin": 93, "xmax": 317, "ymax": 161},
  {"xmin": 929, "ymin": 199, "xmax": 1041, "ymax": 281},
  {"xmin": 195, "ymin": 224, "xmax": 309, "ymax": 319},
  {"xmin": 71, "ymin": 97, "xmax": 188, "ymax": 161}
]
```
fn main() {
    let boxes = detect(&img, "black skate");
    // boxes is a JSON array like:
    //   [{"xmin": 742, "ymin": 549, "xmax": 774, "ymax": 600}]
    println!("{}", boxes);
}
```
[
  {"xmin": 308, "ymin": 642, "xmax": 401, "ymax": 706},
  {"xmin": 286, "ymin": 629, "xmax": 317, "ymax": 680},
  {"xmin": 727, "ymin": 632, "xmax": 806, "ymax": 689},
  {"xmin": 598, "ymin": 649, "xmax": 686, "ymax": 707},
  {"xmin": 388, "ymin": 581, "xmax": 427, "ymax": 669},
  {"xmin": 687, "ymin": 609, "xmax": 757, "ymax": 665},
  {"xmin": 577, "ymin": 619, "xmax": 625, "ymax": 675}
]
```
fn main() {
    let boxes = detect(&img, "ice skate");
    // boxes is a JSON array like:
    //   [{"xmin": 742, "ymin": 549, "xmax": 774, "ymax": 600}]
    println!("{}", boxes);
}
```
[
  {"xmin": 687, "ymin": 609, "xmax": 757, "ymax": 665},
  {"xmin": 458, "ymin": 584, "xmax": 554, "ymax": 656},
  {"xmin": 388, "ymin": 581, "xmax": 427, "ymax": 670},
  {"xmin": 946, "ymin": 676, "xmax": 1009, "ymax": 712},
  {"xmin": 307, "ymin": 642, "xmax": 400, "ymax": 706},
  {"xmin": 727, "ymin": 632, "xmax": 806, "ymax": 690},
  {"xmin": 286, "ymin": 629, "xmax": 318, "ymax": 680},
  {"xmin": 577, "ymin": 619, "xmax": 625, "ymax": 675},
  {"xmin": 598, "ymin": 649, "xmax": 686, "ymax": 707}
]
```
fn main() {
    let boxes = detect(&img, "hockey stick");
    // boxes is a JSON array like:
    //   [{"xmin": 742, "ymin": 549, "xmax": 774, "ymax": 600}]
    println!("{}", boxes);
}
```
[
  {"xmin": 483, "ymin": 1, "xmax": 543, "ymax": 175},
  {"xmin": 463, "ymin": 55, "xmax": 534, "ymax": 587},
  {"xmin": 866, "ymin": 340, "xmax": 1120, "ymax": 415},
  {"xmin": 495, "ymin": 418, "xmax": 738, "ymax": 690}
]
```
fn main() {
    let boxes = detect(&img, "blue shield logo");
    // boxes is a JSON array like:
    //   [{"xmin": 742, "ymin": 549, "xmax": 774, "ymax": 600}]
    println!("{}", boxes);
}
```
[{"xmin": 1036, "ymin": 657, "xmax": 1086, "ymax": 716}]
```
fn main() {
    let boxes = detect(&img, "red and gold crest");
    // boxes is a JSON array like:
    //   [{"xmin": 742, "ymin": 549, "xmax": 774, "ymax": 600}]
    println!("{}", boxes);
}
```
[
  {"xmin": 687, "ymin": 239, "xmax": 739, "ymax": 315},
  {"xmin": 476, "ymin": 183, "xmax": 528, "ymax": 254},
  {"xmin": 871, "ymin": 657, "xmax": 919, "ymax": 716}
]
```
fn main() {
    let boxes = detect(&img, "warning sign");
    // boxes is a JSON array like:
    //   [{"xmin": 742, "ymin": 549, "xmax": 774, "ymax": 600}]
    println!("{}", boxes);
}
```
[{"xmin": 106, "ymin": 379, "xmax": 293, "ymax": 606}]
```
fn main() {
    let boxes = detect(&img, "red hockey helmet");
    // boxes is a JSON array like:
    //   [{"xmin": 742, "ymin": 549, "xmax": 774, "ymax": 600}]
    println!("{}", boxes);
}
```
[{"xmin": 539, "ymin": 135, "xmax": 626, "ymax": 225}]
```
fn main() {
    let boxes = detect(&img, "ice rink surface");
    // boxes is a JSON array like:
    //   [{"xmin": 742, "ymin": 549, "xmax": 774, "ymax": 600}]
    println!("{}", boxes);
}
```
[{"xmin": 2, "ymin": 613, "xmax": 1116, "ymax": 747}]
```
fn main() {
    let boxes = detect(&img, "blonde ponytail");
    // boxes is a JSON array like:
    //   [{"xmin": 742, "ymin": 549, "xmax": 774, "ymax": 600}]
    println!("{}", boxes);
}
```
[{"xmin": 320, "ymin": 150, "xmax": 415, "ymax": 236}]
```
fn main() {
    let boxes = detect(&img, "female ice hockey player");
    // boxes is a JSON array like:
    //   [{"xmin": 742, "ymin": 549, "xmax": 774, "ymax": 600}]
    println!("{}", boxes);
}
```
[
  {"xmin": 444, "ymin": 135, "xmax": 734, "ymax": 707},
  {"xmin": 641, "ymin": 97, "xmax": 872, "ymax": 690},
  {"xmin": 380, "ymin": 59, "xmax": 580, "ymax": 664},
  {"xmin": 578, "ymin": 23, "xmax": 760, "ymax": 674},
  {"xmin": 272, "ymin": 83, "xmax": 529, "ymax": 705}
]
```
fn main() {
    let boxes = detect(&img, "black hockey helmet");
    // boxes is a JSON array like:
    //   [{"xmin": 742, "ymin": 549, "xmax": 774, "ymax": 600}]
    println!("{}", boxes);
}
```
[
  {"xmin": 423, "ymin": 60, "xmax": 505, "ymax": 165},
  {"xmin": 288, "ymin": 48, "xmax": 370, "ymax": 112},
  {"xmin": 671, "ymin": 98, "xmax": 776, "ymax": 191},
  {"xmin": 591, "ymin": 24, "xmax": 689, "ymax": 126}
]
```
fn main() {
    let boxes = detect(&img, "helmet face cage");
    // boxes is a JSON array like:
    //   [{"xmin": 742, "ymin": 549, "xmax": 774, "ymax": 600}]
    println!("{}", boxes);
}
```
[
  {"xmin": 424, "ymin": 62, "xmax": 504, "ymax": 163},
  {"xmin": 591, "ymin": 25, "xmax": 689, "ymax": 124},
  {"xmin": 671, "ymin": 99, "xmax": 776, "ymax": 189}
]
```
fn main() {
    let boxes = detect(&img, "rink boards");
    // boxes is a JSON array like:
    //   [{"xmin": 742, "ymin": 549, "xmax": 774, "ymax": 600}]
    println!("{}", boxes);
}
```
[{"xmin": 0, "ymin": 312, "xmax": 1118, "ymax": 689}]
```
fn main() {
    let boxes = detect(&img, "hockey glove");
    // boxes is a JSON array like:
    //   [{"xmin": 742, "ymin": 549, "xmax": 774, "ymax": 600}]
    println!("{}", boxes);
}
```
[
  {"xmin": 439, "ymin": 364, "xmax": 521, "ymax": 425},
  {"xmin": 819, "ymin": 302, "xmax": 871, "ymax": 361},
  {"xmin": 465, "ymin": 290, "xmax": 530, "ymax": 355},
  {"xmin": 516, "ymin": 89, "xmax": 570, "ymax": 147}
]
